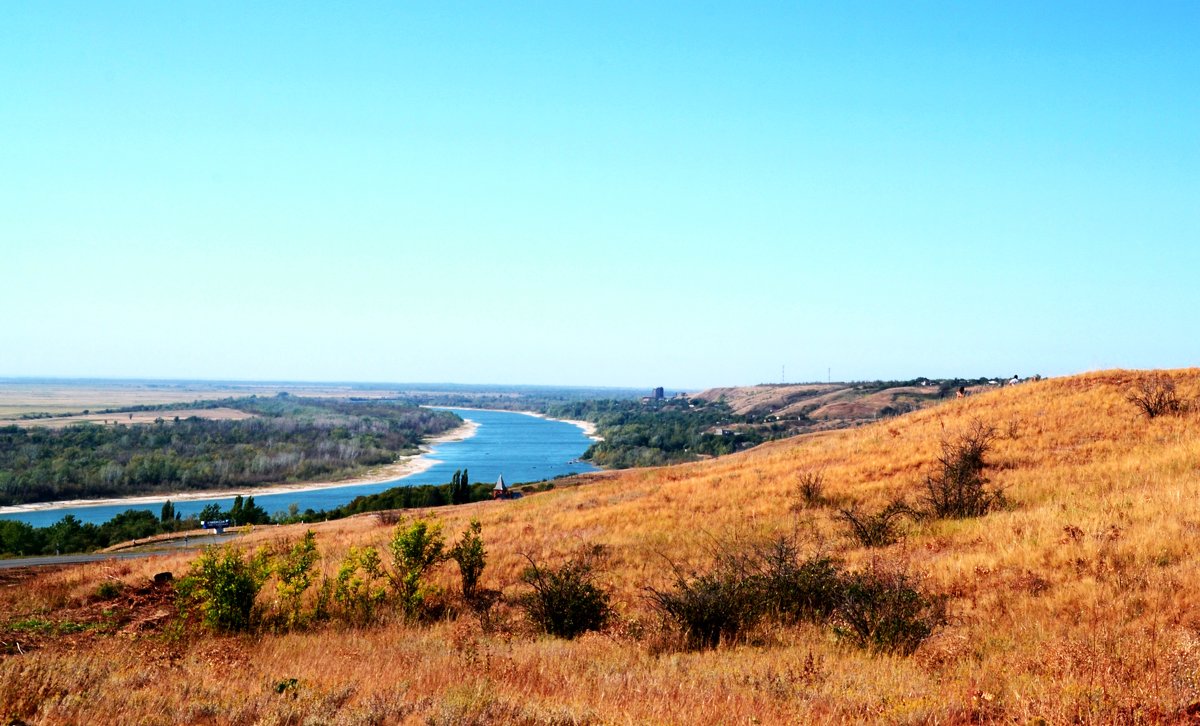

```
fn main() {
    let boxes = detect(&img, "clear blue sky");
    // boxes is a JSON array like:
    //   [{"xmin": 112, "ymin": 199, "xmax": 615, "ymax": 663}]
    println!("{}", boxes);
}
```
[{"xmin": 2, "ymin": 2, "xmax": 1197, "ymax": 389}]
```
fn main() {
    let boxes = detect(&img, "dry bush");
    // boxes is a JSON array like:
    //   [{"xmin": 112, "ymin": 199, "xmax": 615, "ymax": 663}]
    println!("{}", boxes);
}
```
[
  {"xmin": 645, "ymin": 551, "xmax": 761, "ymax": 650},
  {"xmin": 1127, "ymin": 373, "xmax": 1185, "ymax": 418},
  {"xmin": 832, "ymin": 561, "xmax": 946, "ymax": 655},
  {"xmin": 754, "ymin": 536, "xmax": 843, "ymax": 626},
  {"xmin": 0, "ymin": 651, "xmax": 108, "ymax": 721},
  {"xmin": 647, "ymin": 535, "xmax": 943, "ymax": 655},
  {"xmin": 794, "ymin": 469, "xmax": 828, "ymax": 509},
  {"xmin": 923, "ymin": 420, "xmax": 1004, "ymax": 519},
  {"xmin": 519, "ymin": 546, "xmax": 612, "ymax": 639},
  {"xmin": 838, "ymin": 500, "xmax": 916, "ymax": 547},
  {"xmin": 376, "ymin": 510, "xmax": 402, "ymax": 525}
]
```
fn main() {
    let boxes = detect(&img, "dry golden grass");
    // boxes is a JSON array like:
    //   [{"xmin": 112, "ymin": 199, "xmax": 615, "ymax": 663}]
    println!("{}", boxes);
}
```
[{"xmin": 5, "ymin": 369, "xmax": 1200, "ymax": 724}]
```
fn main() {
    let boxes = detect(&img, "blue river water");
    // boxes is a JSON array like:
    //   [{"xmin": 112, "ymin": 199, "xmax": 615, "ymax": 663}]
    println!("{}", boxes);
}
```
[{"xmin": 0, "ymin": 408, "xmax": 599, "ymax": 527}]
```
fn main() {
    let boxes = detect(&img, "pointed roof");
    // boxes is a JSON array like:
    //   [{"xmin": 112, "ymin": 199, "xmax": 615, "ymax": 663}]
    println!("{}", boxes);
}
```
[{"xmin": 493, "ymin": 473, "xmax": 507, "ymax": 491}]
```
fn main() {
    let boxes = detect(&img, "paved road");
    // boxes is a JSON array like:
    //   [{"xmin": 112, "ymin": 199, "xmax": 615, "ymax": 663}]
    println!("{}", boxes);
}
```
[
  {"xmin": 0, "ymin": 533, "xmax": 241, "ymax": 570},
  {"xmin": 0, "ymin": 551, "xmax": 175, "ymax": 569}
]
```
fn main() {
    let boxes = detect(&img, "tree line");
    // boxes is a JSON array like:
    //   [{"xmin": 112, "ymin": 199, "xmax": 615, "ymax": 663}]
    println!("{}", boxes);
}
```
[
  {"xmin": 275, "ymin": 469, "xmax": 493, "ymax": 524},
  {"xmin": 0, "ymin": 469, "xmax": 493, "ymax": 557},
  {"xmin": 0, "ymin": 493, "xmax": 274, "ymax": 556}
]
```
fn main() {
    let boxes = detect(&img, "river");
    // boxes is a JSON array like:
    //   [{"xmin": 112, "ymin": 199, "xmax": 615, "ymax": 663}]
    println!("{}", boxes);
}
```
[{"xmin": 0, "ymin": 408, "xmax": 599, "ymax": 527}]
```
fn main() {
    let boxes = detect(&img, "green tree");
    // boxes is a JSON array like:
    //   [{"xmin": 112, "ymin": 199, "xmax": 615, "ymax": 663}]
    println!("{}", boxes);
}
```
[
  {"xmin": 98, "ymin": 509, "xmax": 160, "ymax": 544},
  {"xmin": 241, "ymin": 496, "xmax": 269, "ymax": 525},
  {"xmin": 47, "ymin": 514, "xmax": 95, "ymax": 554},
  {"xmin": 199, "ymin": 503, "xmax": 224, "ymax": 522},
  {"xmin": 0, "ymin": 520, "xmax": 45, "ymax": 556},
  {"xmin": 451, "ymin": 468, "xmax": 471, "ymax": 504},
  {"xmin": 161, "ymin": 500, "xmax": 175, "ymax": 523}
]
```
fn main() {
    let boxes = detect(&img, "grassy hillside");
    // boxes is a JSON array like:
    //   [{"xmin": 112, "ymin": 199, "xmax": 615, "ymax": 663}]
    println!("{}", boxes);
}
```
[
  {"xmin": 4, "ymin": 370, "xmax": 1200, "ymax": 724},
  {"xmin": 692, "ymin": 379, "xmax": 996, "ymax": 436}
]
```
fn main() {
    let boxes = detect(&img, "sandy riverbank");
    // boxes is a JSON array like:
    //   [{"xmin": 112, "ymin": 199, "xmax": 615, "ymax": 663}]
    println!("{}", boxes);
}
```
[
  {"xmin": 0, "ymin": 419, "xmax": 480, "ymax": 515},
  {"xmin": 424, "ymin": 405, "xmax": 601, "ymax": 441},
  {"xmin": 516, "ymin": 411, "xmax": 601, "ymax": 441}
]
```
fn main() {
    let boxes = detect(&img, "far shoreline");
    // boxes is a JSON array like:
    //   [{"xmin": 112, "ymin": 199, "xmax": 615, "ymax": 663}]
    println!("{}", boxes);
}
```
[{"xmin": 0, "ymin": 418, "xmax": 481, "ymax": 516}]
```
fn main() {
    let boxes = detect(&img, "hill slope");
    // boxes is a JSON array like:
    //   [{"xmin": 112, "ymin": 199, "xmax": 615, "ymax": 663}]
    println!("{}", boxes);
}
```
[
  {"xmin": 691, "ymin": 379, "xmax": 994, "ymax": 434},
  {"xmin": 4, "ymin": 370, "xmax": 1200, "ymax": 724}
]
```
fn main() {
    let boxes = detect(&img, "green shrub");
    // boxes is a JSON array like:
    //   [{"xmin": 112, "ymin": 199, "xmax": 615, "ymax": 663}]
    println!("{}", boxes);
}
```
[
  {"xmin": 332, "ymin": 546, "xmax": 388, "ymax": 624},
  {"xmin": 177, "ymin": 545, "xmax": 272, "ymax": 632},
  {"xmin": 833, "ymin": 563, "xmax": 945, "ymax": 655},
  {"xmin": 449, "ymin": 519, "xmax": 487, "ymax": 602},
  {"xmin": 520, "ymin": 549, "xmax": 611, "ymax": 639},
  {"xmin": 95, "ymin": 581, "xmax": 123, "ymax": 600},
  {"xmin": 273, "ymin": 530, "xmax": 320, "ymax": 629},
  {"xmin": 388, "ymin": 517, "xmax": 447, "ymax": 617}
]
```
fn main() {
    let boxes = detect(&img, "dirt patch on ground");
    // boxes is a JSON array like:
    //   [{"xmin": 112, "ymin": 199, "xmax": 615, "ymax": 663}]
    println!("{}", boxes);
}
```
[{"xmin": 0, "ymin": 569, "xmax": 179, "ymax": 659}]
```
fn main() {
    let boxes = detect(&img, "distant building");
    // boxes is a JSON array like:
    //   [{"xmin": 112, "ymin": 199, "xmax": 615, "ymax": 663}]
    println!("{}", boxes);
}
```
[
  {"xmin": 492, "ymin": 474, "xmax": 510, "ymax": 500},
  {"xmin": 653, "ymin": 387, "xmax": 665, "ymax": 400}
]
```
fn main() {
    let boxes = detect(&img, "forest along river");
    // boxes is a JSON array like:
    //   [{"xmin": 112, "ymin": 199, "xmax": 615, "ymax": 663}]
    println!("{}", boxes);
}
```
[{"xmin": 0, "ymin": 408, "xmax": 599, "ymax": 527}]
